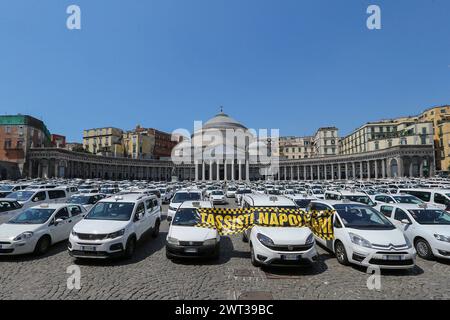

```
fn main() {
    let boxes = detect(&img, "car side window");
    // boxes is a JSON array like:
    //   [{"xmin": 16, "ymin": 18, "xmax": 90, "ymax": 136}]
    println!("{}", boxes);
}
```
[
  {"xmin": 55, "ymin": 207, "xmax": 70, "ymax": 220},
  {"xmin": 135, "ymin": 202, "xmax": 145, "ymax": 220},
  {"xmin": 434, "ymin": 193, "xmax": 448, "ymax": 205},
  {"xmin": 394, "ymin": 208, "xmax": 411, "ymax": 223},
  {"xmin": 145, "ymin": 199, "xmax": 153, "ymax": 211},
  {"xmin": 152, "ymin": 199, "xmax": 158, "ymax": 208},
  {"xmin": 374, "ymin": 195, "xmax": 385, "ymax": 202},
  {"xmin": 33, "ymin": 191, "xmax": 46, "ymax": 201},
  {"xmin": 380, "ymin": 205, "xmax": 394, "ymax": 218},
  {"xmin": 68, "ymin": 205, "xmax": 82, "ymax": 217},
  {"xmin": 333, "ymin": 215, "xmax": 343, "ymax": 228}
]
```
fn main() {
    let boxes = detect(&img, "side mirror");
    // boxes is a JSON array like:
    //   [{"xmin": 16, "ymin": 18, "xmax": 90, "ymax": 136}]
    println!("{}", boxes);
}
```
[
  {"xmin": 401, "ymin": 219, "xmax": 411, "ymax": 225},
  {"xmin": 167, "ymin": 216, "xmax": 172, "ymax": 222},
  {"xmin": 54, "ymin": 218, "xmax": 64, "ymax": 226}
]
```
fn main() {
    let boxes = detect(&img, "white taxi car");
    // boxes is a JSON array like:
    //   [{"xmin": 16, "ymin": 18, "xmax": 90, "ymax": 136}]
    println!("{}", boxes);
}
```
[
  {"xmin": 210, "ymin": 190, "xmax": 226, "ymax": 205},
  {"xmin": 0, "ymin": 203, "xmax": 86, "ymax": 255},
  {"xmin": 242, "ymin": 194, "xmax": 318, "ymax": 267},
  {"xmin": 378, "ymin": 203, "xmax": 450, "ymax": 260},
  {"xmin": 167, "ymin": 189, "xmax": 203, "ymax": 219},
  {"xmin": 166, "ymin": 201, "xmax": 220, "ymax": 259},
  {"xmin": 308, "ymin": 200, "xmax": 416, "ymax": 269},
  {"xmin": 69, "ymin": 194, "xmax": 161, "ymax": 259}
]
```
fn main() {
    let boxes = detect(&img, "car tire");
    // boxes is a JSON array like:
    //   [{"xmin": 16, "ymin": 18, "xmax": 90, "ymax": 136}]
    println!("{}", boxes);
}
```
[
  {"xmin": 334, "ymin": 241, "xmax": 349, "ymax": 266},
  {"xmin": 242, "ymin": 233, "xmax": 248, "ymax": 243},
  {"xmin": 211, "ymin": 245, "xmax": 220, "ymax": 260},
  {"xmin": 415, "ymin": 238, "xmax": 434, "ymax": 260},
  {"xmin": 152, "ymin": 219, "xmax": 160, "ymax": 238},
  {"xmin": 124, "ymin": 236, "xmax": 136, "ymax": 259},
  {"xmin": 165, "ymin": 250, "xmax": 172, "ymax": 260},
  {"xmin": 34, "ymin": 235, "xmax": 51, "ymax": 256},
  {"xmin": 250, "ymin": 244, "xmax": 261, "ymax": 267}
]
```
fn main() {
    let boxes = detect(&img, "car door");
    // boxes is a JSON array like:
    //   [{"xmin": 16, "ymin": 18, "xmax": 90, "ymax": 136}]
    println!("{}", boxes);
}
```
[
  {"xmin": 48, "ymin": 207, "xmax": 72, "ymax": 243},
  {"xmin": 145, "ymin": 199, "xmax": 155, "ymax": 231},
  {"xmin": 392, "ymin": 208, "xmax": 412, "ymax": 233},
  {"xmin": 31, "ymin": 191, "xmax": 47, "ymax": 207},
  {"xmin": 133, "ymin": 202, "xmax": 147, "ymax": 239},
  {"xmin": 379, "ymin": 205, "xmax": 394, "ymax": 220},
  {"xmin": 67, "ymin": 205, "xmax": 85, "ymax": 226}
]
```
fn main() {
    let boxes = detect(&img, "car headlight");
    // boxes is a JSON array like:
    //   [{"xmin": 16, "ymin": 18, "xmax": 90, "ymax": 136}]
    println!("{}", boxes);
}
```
[
  {"xmin": 256, "ymin": 233, "xmax": 274, "ymax": 247},
  {"xmin": 404, "ymin": 235, "xmax": 412, "ymax": 248},
  {"xmin": 71, "ymin": 229, "xmax": 77, "ymax": 237},
  {"xmin": 305, "ymin": 233, "xmax": 314, "ymax": 245},
  {"xmin": 167, "ymin": 237, "xmax": 180, "ymax": 245},
  {"xmin": 107, "ymin": 229, "xmax": 125, "ymax": 239},
  {"xmin": 13, "ymin": 231, "xmax": 34, "ymax": 241},
  {"xmin": 434, "ymin": 234, "xmax": 450, "ymax": 243},
  {"xmin": 349, "ymin": 233, "xmax": 372, "ymax": 248},
  {"xmin": 203, "ymin": 238, "xmax": 217, "ymax": 246}
]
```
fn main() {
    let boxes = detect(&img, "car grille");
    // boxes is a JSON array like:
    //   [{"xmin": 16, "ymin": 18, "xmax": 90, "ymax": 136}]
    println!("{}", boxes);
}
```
[
  {"xmin": 179, "ymin": 241, "xmax": 204, "ymax": 246},
  {"xmin": 76, "ymin": 233, "xmax": 108, "ymax": 241},
  {"xmin": 369, "ymin": 258, "xmax": 414, "ymax": 266},
  {"xmin": 0, "ymin": 249, "xmax": 14, "ymax": 253},
  {"xmin": 371, "ymin": 243, "xmax": 409, "ymax": 250},
  {"xmin": 265, "ymin": 243, "xmax": 314, "ymax": 252},
  {"xmin": 0, "ymin": 241, "xmax": 12, "ymax": 245}
]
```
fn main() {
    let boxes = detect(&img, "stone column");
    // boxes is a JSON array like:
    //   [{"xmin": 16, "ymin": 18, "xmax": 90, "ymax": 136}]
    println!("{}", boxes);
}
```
[
  {"xmin": 297, "ymin": 166, "xmax": 300, "ymax": 181},
  {"xmin": 345, "ymin": 163, "xmax": 348, "ymax": 180},
  {"xmin": 303, "ymin": 166, "xmax": 307, "ymax": 181},
  {"xmin": 382, "ymin": 159, "xmax": 386, "ymax": 178},
  {"xmin": 238, "ymin": 160, "xmax": 242, "ymax": 181},
  {"xmin": 367, "ymin": 160, "xmax": 371, "ymax": 180},
  {"xmin": 231, "ymin": 160, "xmax": 235, "ymax": 181},
  {"xmin": 216, "ymin": 161, "xmax": 220, "ymax": 181},
  {"xmin": 310, "ymin": 165, "xmax": 313, "ymax": 180},
  {"xmin": 290, "ymin": 166, "xmax": 294, "ymax": 181},
  {"xmin": 224, "ymin": 160, "xmax": 227, "ymax": 181},
  {"xmin": 331, "ymin": 164, "xmax": 334, "ymax": 180},
  {"xmin": 352, "ymin": 162, "xmax": 356, "ymax": 179},
  {"xmin": 195, "ymin": 160, "xmax": 199, "ymax": 181},
  {"xmin": 246, "ymin": 160, "xmax": 250, "ymax": 181},
  {"xmin": 324, "ymin": 164, "xmax": 328, "ymax": 181},
  {"xmin": 209, "ymin": 161, "xmax": 213, "ymax": 181},
  {"xmin": 360, "ymin": 161, "xmax": 363, "ymax": 180},
  {"xmin": 374, "ymin": 160, "xmax": 378, "ymax": 179}
]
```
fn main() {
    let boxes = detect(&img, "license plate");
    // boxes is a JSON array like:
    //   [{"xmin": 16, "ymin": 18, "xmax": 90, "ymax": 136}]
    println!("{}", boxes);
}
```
[
  {"xmin": 383, "ymin": 255, "xmax": 402, "ymax": 261},
  {"xmin": 185, "ymin": 248, "xmax": 198, "ymax": 253},
  {"xmin": 81, "ymin": 246, "xmax": 97, "ymax": 252},
  {"xmin": 282, "ymin": 254, "xmax": 300, "ymax": 261}
]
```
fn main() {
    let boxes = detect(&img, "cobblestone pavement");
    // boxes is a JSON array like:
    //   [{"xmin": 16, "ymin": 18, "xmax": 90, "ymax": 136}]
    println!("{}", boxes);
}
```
[{"xmin": 0, "ymin": 202, "xmax": 449, "ymax": 300}]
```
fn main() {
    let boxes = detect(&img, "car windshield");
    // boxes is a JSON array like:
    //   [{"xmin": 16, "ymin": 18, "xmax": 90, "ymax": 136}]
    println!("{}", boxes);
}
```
[
  {"xmin": 393, "ymin": 195, "xmax": 423, "ymax": 204},
  {"xmin": 333, "ymin": 204, "xmax": 395, "ymax": 230},
  {"xmin": 408, "ymin": 209, "xmax": 450, "ymax": 225},
  {"xmin": 267, "ymin": 190, "xmax": 280, "ymax": 195},
  {"xmin": 228, "ymin": 188, "xmax": 237, "ymax": 191},
  {"xmin": 342, "ymin": 195, "xmax": 374, "ymax": 206},
  {"xmin": 172, "ymin": 208, "xmax": 201, "ymax": 226},
  {"xmin": 6, "ymin": 191, "xmax": 35, "ymax": 201},
  {"xmin": 294, "ymin": 199, "xmax": 313, "ymax": 208},
  {"xmin": 85, "ymin": 202, "xmax": 134, "ymax": 221},
  {"xmin": 211, "ymin": 191, "xmax": 223, "ymax": 195},
  {"xmin": 0, "ymin": 185, "xmax": 13, "ymax": 191},
  {"xmin": 8, "ymin": 208, "xmax": 55, "ymax": 224},
  {"xmin": 172, "ymin": 192, "xmax": 201, "ymax": 203},
  {"xmin": 68, "ymin": 196, "xmax": 92, "ymax": 205}
]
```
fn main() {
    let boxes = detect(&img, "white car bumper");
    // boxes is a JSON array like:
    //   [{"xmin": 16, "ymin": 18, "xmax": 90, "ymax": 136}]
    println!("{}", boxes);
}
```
[
  {"xmin": 0, "ymin": 238, "xmax": 38, "ymax": 255},
  {"xmin": 251, "ymin": 238, "xmax": 318, "ymax": 266},
  {"xmin": 430, "ymin": 241, "xmax": 450, "ymax": 259},
  {"xmin": 347, "ymin": 246, "xmax": 416, "ymax": 269},
  {"xmin": 68, "ymin": 234, "xmax": 126, "ymax": 259}
]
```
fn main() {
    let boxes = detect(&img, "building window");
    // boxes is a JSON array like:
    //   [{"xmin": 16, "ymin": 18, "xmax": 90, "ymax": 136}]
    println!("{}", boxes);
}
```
[
  {"xmin": 375, "ymin": 141, "xmax": 379, "ymax": 150},
  {"xmin": 16, "ymin": 140, "xmax": 23, "ymax": 149},
  {"xmin": 4, "ymin": 140, "xmax": 12, "ymax": 149},
  {"xmin": 400, "ymin": 138, "xmax": 407, "ymax": 145}
]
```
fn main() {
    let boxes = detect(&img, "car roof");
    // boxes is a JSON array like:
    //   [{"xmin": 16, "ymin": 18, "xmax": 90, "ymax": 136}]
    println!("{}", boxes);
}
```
[
  {"xmin": 179, "ymin": 201, "xmax": 212, "ymax": 209},
  {"xmin": 311, "ymin": 199, "xmax": 364, "ymax": 207},
  {"xmin": 30, "ymin": 203, "xmax": 72, "ymax": 210},
  {"xmin": 381, "ymin": 203, "xmax": 432, "ymax": 210},
  {"xmin": 0, "ymin": 198, "xmax": 19, "ymax": 202},
  {"xmin": 399, "ymin": 188, "xmax": 450, "ymax": 193},
  {"xmin": 99, "ymin": 193, "xmax": 155, "ymax": 203},
  {"xmin": 243, "ymin": 193, "xmax": 296, "ymax": 206}
]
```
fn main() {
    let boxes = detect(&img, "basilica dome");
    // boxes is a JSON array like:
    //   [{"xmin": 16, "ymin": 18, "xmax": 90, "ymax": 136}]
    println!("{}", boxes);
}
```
[{"xmin": 202, "ymin": 112, "xmax": 248, "ymax": 131}]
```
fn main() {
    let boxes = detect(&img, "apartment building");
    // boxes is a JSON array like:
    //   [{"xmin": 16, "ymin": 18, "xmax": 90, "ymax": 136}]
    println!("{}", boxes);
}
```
[
  {"xmin": 313, "ymin": 127, "xmax": 339, "ymax": 157},
  {"xmin": 83, "ymin": 127, "xmax": 125, "ymax": 157}
]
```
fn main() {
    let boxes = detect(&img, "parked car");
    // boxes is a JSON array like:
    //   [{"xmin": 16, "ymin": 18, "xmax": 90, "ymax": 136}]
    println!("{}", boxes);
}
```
[
  {"xmin": 0, "ymin": 203, "xmax": 86, "ymax": 255},
  {"xmin": 210, "ymin": 190, "xmax": 226, "ymax": 205},
  {"xmin": 68, "ymin": 194, "xmax": 161, "ymax": 259},
  {"xmin": 308, "ymin": 200, "xmax": 416, "ymax": 269},
  {"xmin": 67, "ymin": 193, "xmax": 105, "ymax": 212},
  {"xmin": 242, "ymin": 194, "xmax": 318, "ymax": 267},
  {"xmin": 167, "ymin": 189, "xmax": 203, "ymax": 219},
  {"xmin": 378, "ymin": 203, "xmax": 450, "ymax": 260},
  {"xmin": 6, "ymin": 189, "xmax": 68, "ymax": 209},
  {"xmin": 166, "ymin": 201, "xmax": 220, "ymax": 259}
]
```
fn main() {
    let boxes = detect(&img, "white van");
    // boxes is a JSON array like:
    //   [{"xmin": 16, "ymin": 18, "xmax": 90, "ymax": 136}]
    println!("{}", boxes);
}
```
[
  {"xmin": 399, "ymin": 188, "xmax": 450, "ymax": 210},
  {"xmin": 6, "ymin": 189, "xmax": 68, "ymax": 209}
]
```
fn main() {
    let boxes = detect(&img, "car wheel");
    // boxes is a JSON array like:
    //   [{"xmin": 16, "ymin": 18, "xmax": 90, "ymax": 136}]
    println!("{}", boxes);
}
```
[
  {"xmin": 165, "ymin": 250, "xmax": 172, "ymax": 260},
  {"xmin": 250, "ymin": 245, "xmax": 261, "ymax": 267},
  {"xmin": 124, "ymin": 236, "xmax": 136, "ymax": 259},
  {"xmin": 334, "ymin": 241, "xmax": 349, "ymax": 265},
  {"xmin": 415, "ymin": 238, "xmax": 434, "ymax": 260},
  {"xmin": 34, "ymin": 236, "xmax": 51, "ymax": 256},
  {"xmin": 242, "ymin": 233, "xmax": 248, "ymax": 243},
  {"xmin": 152, "ymin": 219, "xmax": 160, "ymax": 238},
  {"xmin": 211, "ymin": 245, "xmax": 220, "ymax": 260}
]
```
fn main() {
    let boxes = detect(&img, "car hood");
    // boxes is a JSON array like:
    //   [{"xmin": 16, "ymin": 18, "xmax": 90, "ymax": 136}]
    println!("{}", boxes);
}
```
[
  {"xmin": 346, "ymin": 228, "xmax": 406, "ymax": 246},
  {"xmin": 73, "ymin": 219, "xmax": 129, "ymax": 234},
  {"xmin": 0, "ymin": 223, "xmax": 42, "ymax": 240},
  {"xmin": 253, "ymin": 226, "xmax": 311, "ymax": 244},
  {"xmin": 168, "ymin": 225, "xmax": 217, "ymax": 241}
]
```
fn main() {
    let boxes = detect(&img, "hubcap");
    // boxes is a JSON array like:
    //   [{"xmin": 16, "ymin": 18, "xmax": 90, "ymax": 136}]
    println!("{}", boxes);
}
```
[
  {"xmin": 336, "ymin": 245, "xmax": 344, "ymax": 261},
  {"xmin": 417, "ymin": 242, "xmax": 428, "ymax": 256}
]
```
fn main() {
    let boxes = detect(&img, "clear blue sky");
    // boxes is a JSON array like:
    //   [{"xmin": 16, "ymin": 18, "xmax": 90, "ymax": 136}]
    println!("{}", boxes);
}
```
[{"xmin": 1, "ymin": 0, "xmax": 449, "ymax": 142}]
